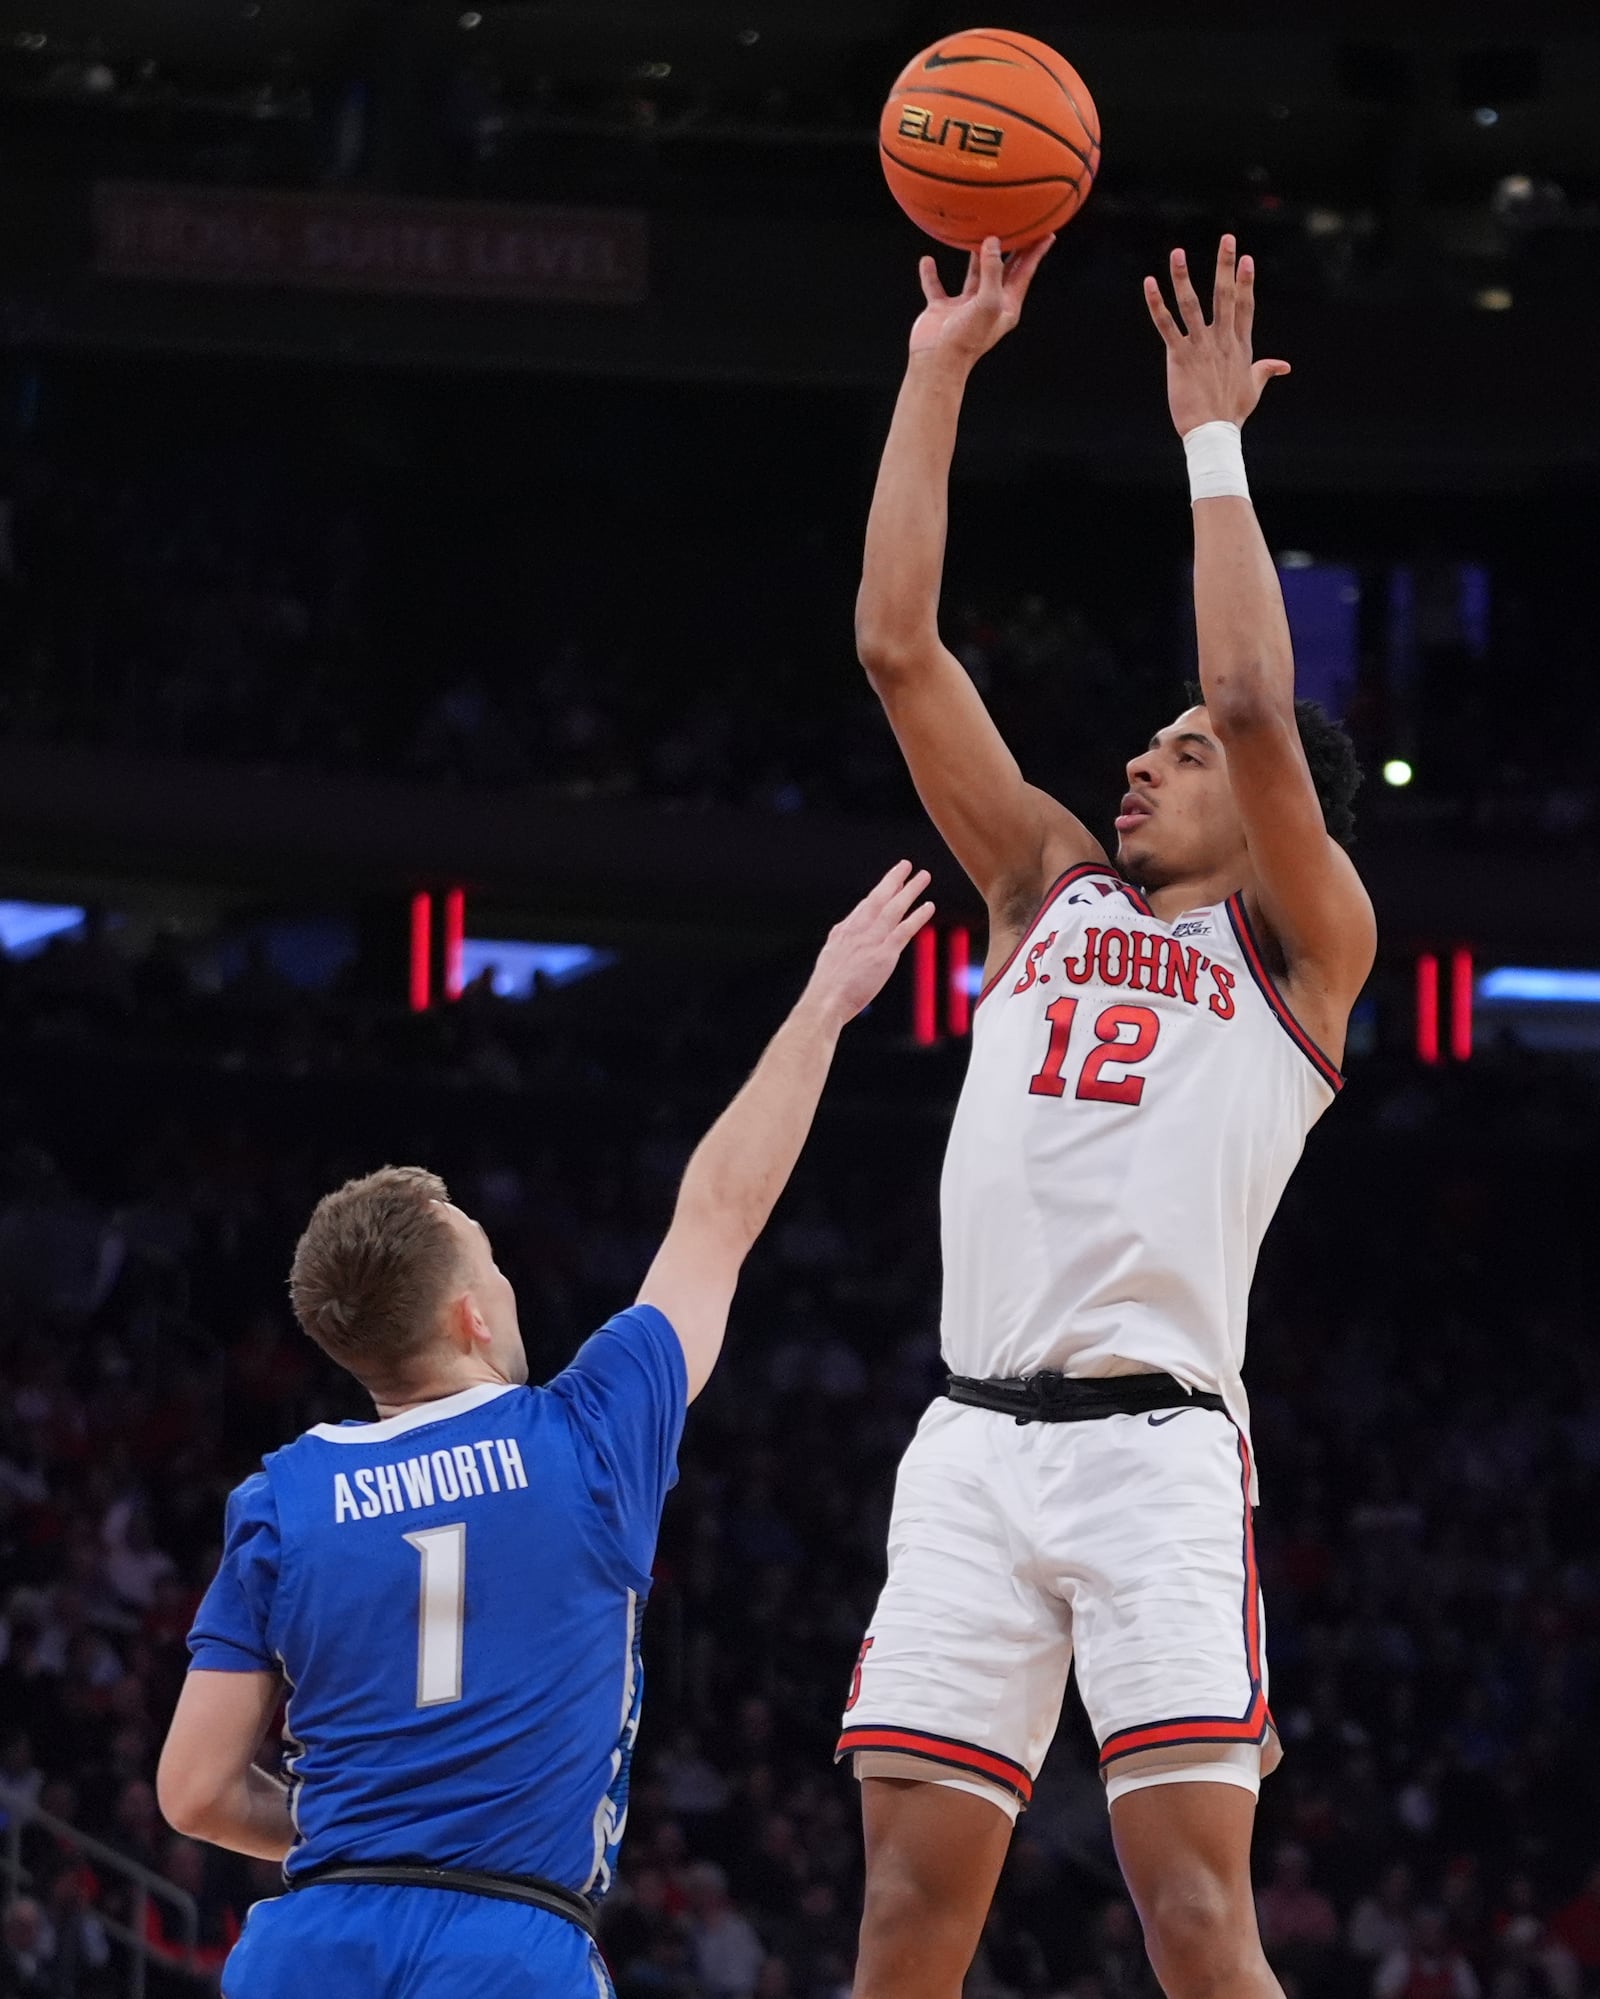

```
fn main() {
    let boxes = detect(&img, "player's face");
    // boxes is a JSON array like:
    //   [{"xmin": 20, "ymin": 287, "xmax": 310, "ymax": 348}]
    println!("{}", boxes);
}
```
[
  {"xmin": 1113, "ymin": 706, "xmax": 1248, "ymax": 890},
  {"xmin": 440, "ymin": 1204, "xmax": 529, "ymax": 1385}
]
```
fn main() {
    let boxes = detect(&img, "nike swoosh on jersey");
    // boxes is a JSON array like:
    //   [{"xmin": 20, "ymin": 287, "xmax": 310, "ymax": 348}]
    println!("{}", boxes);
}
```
[
  {"xmin": 1146, "ymin": 1409, "xmax": 1192, "ymax": 1427},
  {"xmin": 923, "ymin": 50, "xmax": 1019, "ymax": 68}
]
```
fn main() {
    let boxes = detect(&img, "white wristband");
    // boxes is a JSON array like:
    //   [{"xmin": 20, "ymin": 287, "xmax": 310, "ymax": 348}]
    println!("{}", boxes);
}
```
[{"xmin": 1183, "ymin": 420, "xmax": 1249, "ymax": 503}]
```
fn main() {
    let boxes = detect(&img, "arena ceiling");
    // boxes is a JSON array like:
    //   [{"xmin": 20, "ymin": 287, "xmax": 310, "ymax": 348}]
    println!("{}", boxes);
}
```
[
  {"xmin": 0, "ymin": 0, "xmax": 1597, "ymax": 165},
  {"xmin": 0, "ymin": 1, "xmax": 1593, "ymax": 250}
]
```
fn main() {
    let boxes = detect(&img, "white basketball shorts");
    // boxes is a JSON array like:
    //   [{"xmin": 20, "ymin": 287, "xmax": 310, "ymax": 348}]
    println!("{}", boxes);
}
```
[{"xmin": 837, "ymin": 1396, "xmax": 1276, "ymax": 1815}]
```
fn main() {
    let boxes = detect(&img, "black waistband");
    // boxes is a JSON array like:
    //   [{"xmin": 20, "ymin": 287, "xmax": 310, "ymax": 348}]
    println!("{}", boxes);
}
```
[
  {"xmin": 287, "ymin": 1862, "xmax": 596, "ymax": 1937},
  {"xmin": 945, "ymin": 1370, "xmax": 1227, "ymax": 1425}
]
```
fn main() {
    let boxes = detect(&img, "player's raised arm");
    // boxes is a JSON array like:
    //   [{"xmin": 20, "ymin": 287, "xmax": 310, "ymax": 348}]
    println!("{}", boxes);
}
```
[
  {"xmin": 638, "ymin": 862, "xmax": 932, "ymax": 1399},
  {"xmin": 1144, "ymin": 235, "xmax": 1375, "ymax": 1005},
  {"xmin": 857, "ymin": 236, "xmax": 1104, "ymax": 923}
]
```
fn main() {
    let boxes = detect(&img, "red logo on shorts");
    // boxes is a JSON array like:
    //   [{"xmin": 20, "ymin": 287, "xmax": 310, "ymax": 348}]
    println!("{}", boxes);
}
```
[{"xmin": 845, "ymin": 1637, "xmax": 874, "ymax": 1712}]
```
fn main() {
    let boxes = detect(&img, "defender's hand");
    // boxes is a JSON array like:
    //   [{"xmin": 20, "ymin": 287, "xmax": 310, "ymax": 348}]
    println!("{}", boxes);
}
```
[
  {"xmin": 908, "ymin": 234, "xmax": 1054, "ymax": 366},
  {"xmin": 802, "ymin": 862, "xmax": 934, "ymax": 1029},
  {"xmin": 1144, "ymin": 235, "xmax": 1290, "ymax": 436}
]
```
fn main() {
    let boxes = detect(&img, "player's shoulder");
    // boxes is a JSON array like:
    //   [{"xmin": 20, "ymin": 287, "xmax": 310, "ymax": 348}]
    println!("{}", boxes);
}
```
[
  {"xmin": 587, "ymin": 1301, "xmax": 681, "ymax": 1355},
  {"xmin": 215, "ymin": 1463, "xmax": 280, "ymax": 1542},
  {"xmin": 546, "ymin": 1302, "xmax": 684, "ymax": 1398}
]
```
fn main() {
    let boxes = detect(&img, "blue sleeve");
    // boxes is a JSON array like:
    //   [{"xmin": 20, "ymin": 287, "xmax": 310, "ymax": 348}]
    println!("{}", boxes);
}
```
[
  {"xmin": 187, "ymin": 1471, "xmax": 280, "ymax": 1673},
  {"xmin": 548, "ymin": 1304, "xmax": 688, "ymax": 1580}
]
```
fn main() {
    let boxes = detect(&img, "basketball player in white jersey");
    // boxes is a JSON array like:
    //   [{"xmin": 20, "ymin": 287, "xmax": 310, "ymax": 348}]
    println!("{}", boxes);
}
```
[{"xmin": 838, "ymin": 234, "xmax": 1376, "ymax": 1999}]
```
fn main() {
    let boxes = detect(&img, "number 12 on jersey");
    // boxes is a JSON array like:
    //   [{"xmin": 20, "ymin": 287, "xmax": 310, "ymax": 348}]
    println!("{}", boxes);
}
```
[
  {"xmin": 1029, "ymin": 998, "xmax": 1161, "ymax": 1106},
  {"xmin": 405, "ymin": 1523, "xmax": 466, "ymax": 1707}
]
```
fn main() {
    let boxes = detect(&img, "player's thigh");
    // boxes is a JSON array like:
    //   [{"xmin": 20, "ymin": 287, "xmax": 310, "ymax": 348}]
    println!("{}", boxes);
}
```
[
  {"xmin": 1054, "ymin": 1410, "xmax": 1271, "ymax": 1779},
  {"xmin": 1110, "ymin": 1778, "xmax": 1266, "ymax": 1969},
  {"xmin": 839, "ymin": 1402, "xmax": 1072, "ymax": 1808},
  {"xmin": 856, "ymin": 1774, "xmax": 1015, "ymax": 1987}
]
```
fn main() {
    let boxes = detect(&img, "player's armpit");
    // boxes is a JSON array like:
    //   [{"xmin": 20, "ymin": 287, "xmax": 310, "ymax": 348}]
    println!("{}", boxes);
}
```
[
  {"xmin": 158, "ymin": 1668, "xmax": 295, "ymax": 1863},
  {"xmin": 863, "ymin": 641, "xmax": 1105, "ymax": 911},
  {"xmin": 1214, "ymin": 705, "xmax": 1376, "ymax": 1015}
]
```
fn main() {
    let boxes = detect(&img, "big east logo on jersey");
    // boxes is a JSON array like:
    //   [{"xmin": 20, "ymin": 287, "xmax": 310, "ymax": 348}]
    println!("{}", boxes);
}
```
[{"xmin": 1012, "ymin": 925, "xmax": 1236, "ymax": 1019}]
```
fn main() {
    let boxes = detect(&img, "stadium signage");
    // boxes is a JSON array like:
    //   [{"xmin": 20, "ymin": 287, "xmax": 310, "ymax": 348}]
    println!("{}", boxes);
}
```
[{"xmin": 92, "ymin": 183, "xmax": 648, "ymax": 304}]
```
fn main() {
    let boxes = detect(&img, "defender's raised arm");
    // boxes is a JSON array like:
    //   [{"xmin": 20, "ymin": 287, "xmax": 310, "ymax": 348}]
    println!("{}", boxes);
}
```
[
  {"xmin": 857, "ymin": 236, "xmax": 1102, "ymax": 931},
  {"xmin": 638, "ymin": 862, "xmax": 932, "ymax": 1399}
]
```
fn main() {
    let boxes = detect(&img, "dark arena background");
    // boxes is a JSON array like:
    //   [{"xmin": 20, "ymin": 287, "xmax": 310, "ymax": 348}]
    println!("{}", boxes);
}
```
[{"xmin": 0, "ymin": 1, "xmax": 1597, "ymax": 1995}]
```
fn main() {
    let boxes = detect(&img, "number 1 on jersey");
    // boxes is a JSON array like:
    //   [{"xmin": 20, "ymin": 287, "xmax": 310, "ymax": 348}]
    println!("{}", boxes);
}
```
[
  {"xmin": 1028, "ymin": 997, "xmax": 1080, "ymax": 1096},
  {"xmin": 405, "ymin": 1523, "xmax": 466, "ymax": 1707}
]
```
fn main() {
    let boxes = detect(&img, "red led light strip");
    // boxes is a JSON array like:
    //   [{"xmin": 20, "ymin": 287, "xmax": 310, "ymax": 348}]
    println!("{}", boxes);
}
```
[
  {"xmin": 410, "ymin": 893, "xmax": 432, "ymax": 1014},
  {"xmin": 913, "ymin": 924, "xmax": 938, "ymax": 1048},
  {"xmin": 444, "ymin": 888, "xmax": 466, "ymax": 1003},
  {"xmin": 947, "ymin": 927, "xmax": 971, "ymax": 1038},
  {"xmin": 1450, "ymin": 947, "xmax": 1473, "ymax": 1063},
  {"xmin": 1415, "ymin": 953, "xmax": 1439, "ymax": 1065}
]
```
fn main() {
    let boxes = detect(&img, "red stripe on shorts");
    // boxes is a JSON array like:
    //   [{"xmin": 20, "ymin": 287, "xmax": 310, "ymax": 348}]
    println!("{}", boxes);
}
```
[{"xmin": 836, "ymin": 1725, "xmax": 1035, "ymax": 1804}]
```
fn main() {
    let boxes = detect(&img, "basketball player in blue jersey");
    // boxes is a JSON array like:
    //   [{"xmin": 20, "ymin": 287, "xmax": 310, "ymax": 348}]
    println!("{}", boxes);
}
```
[{"xmin": 155, "ymin": 862, "xmax": 933, "ymax": 1999}]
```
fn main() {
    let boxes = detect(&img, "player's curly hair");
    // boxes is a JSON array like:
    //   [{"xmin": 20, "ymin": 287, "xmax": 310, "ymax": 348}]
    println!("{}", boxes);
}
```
[
  {"xmin": 1183, "ymin": 680, "xmax": 1362, "ymax": 848},
  {"xmin": 289, "ymin": 1165, "xmax": 461, "ymax": 1383}
]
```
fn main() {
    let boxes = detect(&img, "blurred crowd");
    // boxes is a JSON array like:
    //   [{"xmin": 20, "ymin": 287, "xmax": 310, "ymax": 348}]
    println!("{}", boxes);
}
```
[
  {"xmin": 0, "ymin": 440, "xmax": 1594, "ymax": 850},
  {"xmin": 0, "ymin": 928, "xmax": 1597, "ymax": 1999},
  {"xmin": 0, "ymin": 444, "xmax": 1138, "ymax": 824}
]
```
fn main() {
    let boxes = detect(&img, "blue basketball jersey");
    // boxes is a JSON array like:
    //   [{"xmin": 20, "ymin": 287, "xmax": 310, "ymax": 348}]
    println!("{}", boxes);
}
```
[{"xmin": 188, "ymin": 1305, "xmax": 686, "ymax": 1894}]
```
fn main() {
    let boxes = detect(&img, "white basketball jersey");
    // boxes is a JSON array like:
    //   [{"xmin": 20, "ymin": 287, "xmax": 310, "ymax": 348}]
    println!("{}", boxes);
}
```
[{"xmin": 940, "ymin": 862, "xmax": 1341, "ymax": 1456}]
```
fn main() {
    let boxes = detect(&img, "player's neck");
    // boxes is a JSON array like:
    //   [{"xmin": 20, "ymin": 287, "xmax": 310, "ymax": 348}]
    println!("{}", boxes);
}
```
[
  {"xmin": 368, "ymin": 1355, "xmax": 511, "ymax": 1422},
  {"xmin": 1142, "ymin": 862, "xmax": 1251, "ymax": 928}
]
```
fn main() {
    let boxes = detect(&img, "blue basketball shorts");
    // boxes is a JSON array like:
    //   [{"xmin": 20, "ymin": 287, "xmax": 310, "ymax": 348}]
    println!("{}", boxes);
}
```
[{"xmin": 221, "ymin": 1883, "xmax": 612, "ymax": 1999}]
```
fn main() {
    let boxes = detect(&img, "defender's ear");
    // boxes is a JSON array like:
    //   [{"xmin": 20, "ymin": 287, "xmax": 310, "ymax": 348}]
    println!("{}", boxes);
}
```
[{"xmin": 443, "ymin": 1289, "xmax": 492, "ymax": 1354}]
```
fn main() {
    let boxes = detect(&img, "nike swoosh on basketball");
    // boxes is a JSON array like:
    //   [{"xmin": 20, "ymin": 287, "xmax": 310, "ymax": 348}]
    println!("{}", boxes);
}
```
[
  {"xmin": 1146, "ymin": 1409, "xmax": 1191, "ymax": 1427},
  {"xmin": 923, "ymin": 51, "xmax": 1018, "ymax": 68}
]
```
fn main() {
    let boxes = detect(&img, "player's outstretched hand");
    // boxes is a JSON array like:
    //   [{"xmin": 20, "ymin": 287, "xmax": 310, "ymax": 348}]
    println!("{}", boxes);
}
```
[
  {"xmin": 1143, "ymin": 234, "xmax": 1291, "ymax": 436},
  {"xmin": 909, "ymin": 234, "xmax": 1054, "ymax": 367},
  {"xmin": 803, "ymin": 861, "xmax": 934, "ymax": 1029}
]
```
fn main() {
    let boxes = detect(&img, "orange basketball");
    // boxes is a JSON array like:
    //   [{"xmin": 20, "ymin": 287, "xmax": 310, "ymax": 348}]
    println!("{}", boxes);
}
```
[{"xmin": 879, "ymin": 28, "xmax": 1100, "ymax": 253}]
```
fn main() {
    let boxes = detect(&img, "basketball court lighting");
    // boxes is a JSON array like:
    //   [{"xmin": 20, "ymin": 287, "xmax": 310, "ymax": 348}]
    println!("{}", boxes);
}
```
[
  {"xmin": 0, "ymin": 900, "xmax": 85, "ymax": 956},
  {"xmin": 1382, "ymin": 760, "xmax": 1414, "ymax": 787},
  {"xmin": 1479, "ymin": 968, "xmax": 1600, "ymax": 1006},
  {"xmin": 458, "ymin": 940, "xmax": 616, "ymax": 1000}
]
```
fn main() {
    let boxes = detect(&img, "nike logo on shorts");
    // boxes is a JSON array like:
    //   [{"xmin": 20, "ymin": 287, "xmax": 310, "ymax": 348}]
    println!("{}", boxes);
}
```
[{"xmin": 1146, "ymin": 1409, "xmax": 1191, "ymax": 1427}]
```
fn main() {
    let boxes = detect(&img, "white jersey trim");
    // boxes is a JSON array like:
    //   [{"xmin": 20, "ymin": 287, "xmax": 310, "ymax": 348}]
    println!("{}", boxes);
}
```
[{"xmin": 308, "ymin": 1381, "xmax": 517, "ymax": 1444}]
